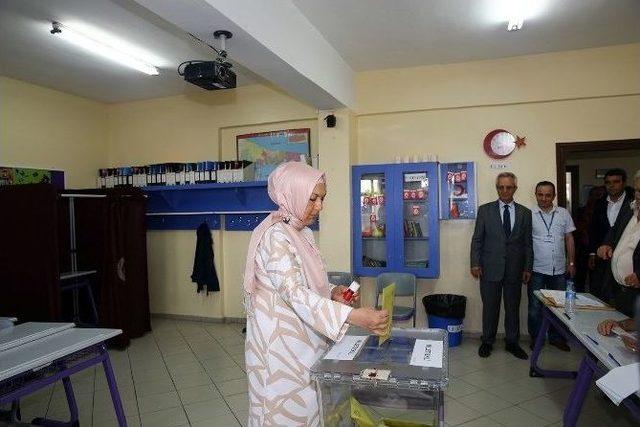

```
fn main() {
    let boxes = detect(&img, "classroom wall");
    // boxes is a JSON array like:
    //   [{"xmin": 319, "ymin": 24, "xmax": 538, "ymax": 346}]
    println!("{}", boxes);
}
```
[
  {"xmin": 106, "ymin": 84, "xmax": 317, "ymax": 319},
  {"xmin": 353, "ymin": 43, "xmax": 640, "ymax": 333},
  {"xmin": 0, "ymin": 76, "xmax": 107, "ymax": 188},
  {"xmin": 5, "ymin": 43, "xmax": 639, "ymax": 335}
]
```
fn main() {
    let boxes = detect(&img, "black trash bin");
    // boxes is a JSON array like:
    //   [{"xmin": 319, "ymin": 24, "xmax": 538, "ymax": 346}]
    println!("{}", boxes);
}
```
[{"xmin": 423, "ymin": 294, "xmax": 467, "ymax": 347}]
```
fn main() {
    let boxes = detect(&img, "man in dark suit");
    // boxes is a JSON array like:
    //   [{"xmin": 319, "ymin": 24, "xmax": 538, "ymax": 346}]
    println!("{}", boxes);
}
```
[
  {"xmin": 596, "ymin": 170, "xmax": 640, "ymax": 317},
  {"xmin": 470, "ymin": 172, "xmax": 533, "ymax": 359},
  {"xmin": 588, "ymin": 168, "xmax": 635, "ymax": 303}
]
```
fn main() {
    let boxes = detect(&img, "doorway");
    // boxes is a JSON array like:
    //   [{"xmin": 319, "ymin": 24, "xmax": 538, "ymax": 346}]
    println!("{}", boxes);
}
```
[{"xmin": 556, "ymin": 139, "xmax": 640, "ymax": 209}]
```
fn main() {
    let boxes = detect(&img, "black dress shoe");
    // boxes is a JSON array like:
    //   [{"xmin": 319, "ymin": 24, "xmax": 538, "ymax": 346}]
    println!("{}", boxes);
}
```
[
  {"xmin": 478, "ymin": 343, "xmax": 492, "ymax": 358},
  {"xmin": 549, "ymin": 340, "xmax": 570, "ymax": 352},
  {"xmin": 506, "ymin": 343, "xmax": 528, "ymax": 360}
]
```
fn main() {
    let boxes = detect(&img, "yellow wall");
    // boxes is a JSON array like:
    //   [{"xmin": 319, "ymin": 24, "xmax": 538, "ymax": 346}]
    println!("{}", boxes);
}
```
[
  {"xmin": 354, "ymin": 43, "xmax": 640, "ymax": 332},
  {"xmin": 106, "ymin": 84, "xmax": 317, "ymax": 319},
  {"xmin": 0, "ymin": 76, "xmax": 107, "ymax": 188}
]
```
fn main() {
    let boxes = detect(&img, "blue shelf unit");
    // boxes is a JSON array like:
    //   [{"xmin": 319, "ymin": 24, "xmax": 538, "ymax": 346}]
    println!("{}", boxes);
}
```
[
  {"xmin": 143, "ymin": 181, "xmax": 319, "ymax": 231},
  {"xmin": 352, "ymin": 162, "xmax": 440, "ymax": 279},
  {"xmin": 144, "ymin": 182, "xmax": 275, "ymax": 231}
]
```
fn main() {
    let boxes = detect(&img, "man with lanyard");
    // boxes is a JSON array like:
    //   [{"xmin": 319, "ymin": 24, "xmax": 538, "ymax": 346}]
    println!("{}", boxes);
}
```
[{"xmin": 528, "ymin": 181, "xmax": 576, "ymax": 351}]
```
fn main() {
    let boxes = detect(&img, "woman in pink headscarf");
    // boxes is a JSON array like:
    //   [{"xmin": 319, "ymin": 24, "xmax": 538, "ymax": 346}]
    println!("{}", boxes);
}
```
[{"xmin": 243, "ymin": 161, "xmax": 388, "ymax": 427}]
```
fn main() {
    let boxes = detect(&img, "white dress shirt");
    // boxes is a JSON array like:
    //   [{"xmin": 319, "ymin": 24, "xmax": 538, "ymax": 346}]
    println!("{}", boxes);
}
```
[
  {"xmin": 612, "ymin": 201, "xmax": 640, "ymax": 286},
  {"xmin": 498, "ymin": 200, "xmax": 515, "ymax": 231},
  {"xmin": 531, "ymin": 206, "xmax": 576, "ymax": 275},
  {"xmin": 607, "ymin": 192, "xmax": 627, "ymax": 226}
]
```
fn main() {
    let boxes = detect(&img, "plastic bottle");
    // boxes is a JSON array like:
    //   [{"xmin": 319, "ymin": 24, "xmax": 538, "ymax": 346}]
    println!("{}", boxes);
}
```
[
  {"xmin": 565, "ymin": 278, "xmax": 576, "ymax": 317},
  {"xmin": 342, "ymin": 281, "xmax": 361, "ymax": 303}
]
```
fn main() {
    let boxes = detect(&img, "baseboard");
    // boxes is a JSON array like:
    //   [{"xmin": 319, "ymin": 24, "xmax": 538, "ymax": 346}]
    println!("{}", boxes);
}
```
[{"xmin": 151, "ymin": 313, "xmax": 246, "ymax": 324}]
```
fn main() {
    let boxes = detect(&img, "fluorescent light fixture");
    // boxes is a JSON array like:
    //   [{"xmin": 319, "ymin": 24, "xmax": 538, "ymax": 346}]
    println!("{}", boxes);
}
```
[{"xmin": 50, "ymin": 22, "xmax": 159, "ymax": 75}]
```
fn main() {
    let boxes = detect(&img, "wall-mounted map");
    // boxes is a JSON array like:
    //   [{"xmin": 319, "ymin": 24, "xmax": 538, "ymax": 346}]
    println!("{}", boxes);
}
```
[
  {"xmin": 236, "ymin": 128, "xmax": 310, "ymax": 181},
  {"xmin": 0, "ymin": 166, "xmax": 65, "ymax": 189}
]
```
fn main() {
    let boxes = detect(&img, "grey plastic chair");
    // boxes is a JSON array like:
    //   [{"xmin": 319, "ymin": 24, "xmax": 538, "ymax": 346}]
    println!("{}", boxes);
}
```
[
  {"xmin": 327, "ymin": 271, "xmax": 355, "ymax": 286},
  {"xmin": 376, "ymin": 272, "xmax": 417, "ymax": 326}
]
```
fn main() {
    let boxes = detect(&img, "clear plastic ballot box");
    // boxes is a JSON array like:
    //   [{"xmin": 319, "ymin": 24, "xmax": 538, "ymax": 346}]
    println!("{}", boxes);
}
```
[{"xmin": 311, "ymin": 328, "xmax": 448, "ymax": 427}]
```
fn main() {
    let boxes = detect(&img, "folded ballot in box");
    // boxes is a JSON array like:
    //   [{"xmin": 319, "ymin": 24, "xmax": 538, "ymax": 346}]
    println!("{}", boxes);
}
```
[{"xmin": 311, "ymin": 328, "xmax": 449, "ymax": 427}]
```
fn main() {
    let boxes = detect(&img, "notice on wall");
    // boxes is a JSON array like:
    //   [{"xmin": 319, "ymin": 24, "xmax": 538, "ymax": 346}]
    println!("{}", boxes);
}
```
[
  {"xmin": 323, "ymin": 335, "xmax": 367, "ymax": 360},
  {"xmin": 410, "ymin": 339, "xmax": 444, "ymax": 368}
]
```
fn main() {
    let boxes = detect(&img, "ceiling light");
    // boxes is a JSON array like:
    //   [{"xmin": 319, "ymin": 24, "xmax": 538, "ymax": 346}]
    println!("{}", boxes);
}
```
[
  {"xmin": 50, "ymin": 22, "xmax": 159, "ymax": 75},
  {"xmin": 507, "ymin": 17, "xmax": 524, "ymax": 31}
]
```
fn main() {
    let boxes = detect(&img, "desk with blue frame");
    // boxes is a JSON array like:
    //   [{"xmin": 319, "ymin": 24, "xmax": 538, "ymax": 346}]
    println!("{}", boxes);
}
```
[
  {"xmin": 529, "ymin": 290, "xmax": 640, "ymax": 426},
  {"xmin": 0, "ymin": 322, "xmax": 126, "ymax": 426}
]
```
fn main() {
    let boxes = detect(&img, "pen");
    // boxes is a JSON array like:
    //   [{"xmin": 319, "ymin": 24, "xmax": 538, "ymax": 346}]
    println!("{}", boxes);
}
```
[
  {"xmin": 584, "ymin": 334, "xmax": 599, "ymax": 345},
  {"xmin": 608, "ymin": 353, "xmax": 621, "ymax": 366},
  {"xmin": 563, "ymin": 313, "xmax": 571, "ymax": 320}
]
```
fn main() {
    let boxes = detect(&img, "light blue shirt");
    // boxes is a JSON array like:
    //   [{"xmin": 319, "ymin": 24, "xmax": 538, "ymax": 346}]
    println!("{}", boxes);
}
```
[
  {"xmin": 532, "ymin": 205, "xmax": 576, "ymax": 275},
  {"xmin": 498, "ymin": 200, "xmax": 515, "ymax": 231}
]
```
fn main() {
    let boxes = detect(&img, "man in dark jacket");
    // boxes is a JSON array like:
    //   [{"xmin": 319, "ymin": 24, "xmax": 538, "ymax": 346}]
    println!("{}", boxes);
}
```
[
  {"xmin": 470, "ymin": 172, "xmax": 533, "ymax": 359},
  {"xmin": 588, "ymin": 168, "xmax": 635, "ymax": 302},
  {"xmin": 596, "ymin": 170, "xmax": 640, "ymax": 317}
]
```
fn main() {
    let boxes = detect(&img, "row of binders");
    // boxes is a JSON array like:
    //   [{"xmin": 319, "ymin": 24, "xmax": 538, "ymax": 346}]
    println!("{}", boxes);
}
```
[{"xmin": 97, "ymin": 161, "xmax": 256, "ymax": 188}]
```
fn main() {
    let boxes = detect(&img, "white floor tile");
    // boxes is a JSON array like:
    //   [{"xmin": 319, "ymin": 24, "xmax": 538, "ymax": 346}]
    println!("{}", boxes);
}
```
[{"xmin": 139, "ymin": 406, "xmax": 188, "ymax": 427}]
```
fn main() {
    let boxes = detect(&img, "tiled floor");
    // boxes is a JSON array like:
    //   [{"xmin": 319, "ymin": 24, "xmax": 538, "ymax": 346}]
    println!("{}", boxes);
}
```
[{"xmin": 6, "ymin": 318, "xmax": 638, "ymax": 426}]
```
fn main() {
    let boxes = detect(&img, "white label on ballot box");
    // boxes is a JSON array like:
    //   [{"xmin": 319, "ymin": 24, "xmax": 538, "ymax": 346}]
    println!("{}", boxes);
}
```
[
  {"xmin": 323, "ymin": 335, "xmax": 367, "ymax": 360},
  {"xmin": 410, "ymin": 339, "xmax": 443, "ymax": 368}
]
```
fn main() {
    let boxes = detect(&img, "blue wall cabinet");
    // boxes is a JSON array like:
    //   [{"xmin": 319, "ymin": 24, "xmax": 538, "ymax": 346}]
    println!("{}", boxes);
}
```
[{"xmin": 352, "ymin": 162, "xmax": 440, "ymax": 278}]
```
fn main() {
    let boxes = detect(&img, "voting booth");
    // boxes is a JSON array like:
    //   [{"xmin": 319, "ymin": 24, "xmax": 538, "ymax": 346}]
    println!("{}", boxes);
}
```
[{"xmin": 311, "ymin": 328, "xmax": 448, "ymax": 427}]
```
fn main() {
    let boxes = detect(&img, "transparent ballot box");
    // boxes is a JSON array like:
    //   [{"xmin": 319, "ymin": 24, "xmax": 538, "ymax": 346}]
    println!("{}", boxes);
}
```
[{"xmin": 311, "ymin": 328, "xmax": 448, "ymax": 427}]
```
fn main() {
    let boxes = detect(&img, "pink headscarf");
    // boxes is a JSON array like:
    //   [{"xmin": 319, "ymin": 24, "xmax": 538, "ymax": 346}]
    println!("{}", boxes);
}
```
[{"xmin": 242, "ymin": 162, "xmax": 330, "ymax": 298}]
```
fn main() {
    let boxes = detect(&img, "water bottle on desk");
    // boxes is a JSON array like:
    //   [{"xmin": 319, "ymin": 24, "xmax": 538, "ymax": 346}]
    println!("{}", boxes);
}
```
[{"xmin": 565, "ymin": 278, "xmax": 576, "ymax": 317}]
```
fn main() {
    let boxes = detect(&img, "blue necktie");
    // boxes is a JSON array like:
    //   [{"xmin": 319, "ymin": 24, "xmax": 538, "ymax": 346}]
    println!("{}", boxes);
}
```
[{"xmin": 503, "ymin": 205, "xmax": 511, "ymax": 238}]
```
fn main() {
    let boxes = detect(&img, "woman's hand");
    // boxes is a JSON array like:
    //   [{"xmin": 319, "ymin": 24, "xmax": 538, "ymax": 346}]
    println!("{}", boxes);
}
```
[
  {"xmin": 348, "ymin": 307, "xmax": 389, "ymax": 335},
  {"xmin": 597, "ymin": 319, "xmax": 618, "ymax": 336},
  {"xmin": 331, "ymin": 285, "xmax": 359, "ymax": 306}
]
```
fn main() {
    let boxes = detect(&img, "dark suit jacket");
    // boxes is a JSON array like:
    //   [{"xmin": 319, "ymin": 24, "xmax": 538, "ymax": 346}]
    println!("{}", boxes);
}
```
[
  {"xmin": 603, "ymin": 202, "xmax": 640, "ymax": 279},
  {"xmin": 588, "ymin": 187, "xmax": 635, "ymax": 253},
  {"xmin": 470, "ymin": 200, "xmax": 533, "ymax": 282}
]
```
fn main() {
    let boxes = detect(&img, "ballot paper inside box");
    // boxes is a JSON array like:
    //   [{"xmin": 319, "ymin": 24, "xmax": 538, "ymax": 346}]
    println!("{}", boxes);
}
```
[{"xmin": 311, "ymin": 328, "xmax": 448, "ymax": 427}]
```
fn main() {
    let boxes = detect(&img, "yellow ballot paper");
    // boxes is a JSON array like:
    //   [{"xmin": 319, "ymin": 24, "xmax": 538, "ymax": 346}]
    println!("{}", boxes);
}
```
[
  {"xmin": 350, "ymin": 396, "xmax": 376, "ymax": 427},
  {"xmin": 379, "ymin": 283, "xmax": 396, "ymax": 346}
]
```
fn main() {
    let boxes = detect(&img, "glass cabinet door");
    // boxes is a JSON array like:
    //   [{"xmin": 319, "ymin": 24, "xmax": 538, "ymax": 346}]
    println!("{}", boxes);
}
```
[
  {"xmin": 359, "ymin": 173, "xmax": 387, "ymax": 268},
  {"xmin": 401, "ymin": 170, "xmax": 430, "ymax": 269}
]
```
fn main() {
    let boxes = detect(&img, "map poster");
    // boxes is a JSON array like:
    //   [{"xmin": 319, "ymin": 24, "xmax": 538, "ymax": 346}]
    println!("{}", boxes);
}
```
[
  {"xmin": 236, "ymin": 128, "xmax": 311, "ymax": 181},
  {"xmin": 0, "ymin": 166, "xmax": 65, "ymax": 189}
]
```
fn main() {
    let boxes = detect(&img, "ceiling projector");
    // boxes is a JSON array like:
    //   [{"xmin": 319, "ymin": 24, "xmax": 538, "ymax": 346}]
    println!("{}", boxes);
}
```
[
  {"xmin": 180, "ymin": 61, "xmax": 236, "ymax": 90},
  {"xmin": 179, "ymin": 30, "xmax": 236, "ymax": 91}
]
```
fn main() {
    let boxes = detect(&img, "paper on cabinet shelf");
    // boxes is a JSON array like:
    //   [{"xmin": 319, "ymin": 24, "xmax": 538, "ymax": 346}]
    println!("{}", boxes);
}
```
[
  {"xmin": 323, "ymin": 335, "xmax": 367, "ymax": 360},
  {"xmin": 596, "ymin": 363, "xmax": 640, "ymax": 405},
  {"xmin": 409, "ymin": 339, "xmax": 443, "ymax": 368}
]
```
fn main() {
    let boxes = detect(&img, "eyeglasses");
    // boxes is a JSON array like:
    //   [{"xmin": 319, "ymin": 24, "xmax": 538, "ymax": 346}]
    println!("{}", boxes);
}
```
[{"xmin": 496, "ymin": 186, "xmax": 516, "ymax": 190}]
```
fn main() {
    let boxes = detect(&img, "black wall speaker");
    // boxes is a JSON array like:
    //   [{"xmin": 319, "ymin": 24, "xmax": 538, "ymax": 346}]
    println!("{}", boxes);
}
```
[{"xmin": 324, "ymin": 114, "xmax": 336, "ymax": 128}]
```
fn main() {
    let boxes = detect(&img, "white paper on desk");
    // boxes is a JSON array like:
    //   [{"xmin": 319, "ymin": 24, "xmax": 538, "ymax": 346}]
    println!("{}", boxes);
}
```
[
  {"xmin": 410, "ymin": 340, "xmax": 443, "ymax": 368},
  {"xmin": 596, "ymin": 363, "xmax": 640, "ymax": 405},
  {"xmin": 539, "ymin": 290, "xmax": 606, "ymax": 308},
  {"xmin": 323, "ymin": 335, "xmax": 367, "ymax": 360}
]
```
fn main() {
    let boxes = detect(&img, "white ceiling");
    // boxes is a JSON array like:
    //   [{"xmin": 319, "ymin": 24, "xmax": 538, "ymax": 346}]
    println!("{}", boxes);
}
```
[
  {"xmin": 292, "ymin": 0, "xmax": 640, "ymax": 71},
  {"xmin": 0, "ymin": 0, "xmax": 638, "ymax": 104}
]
